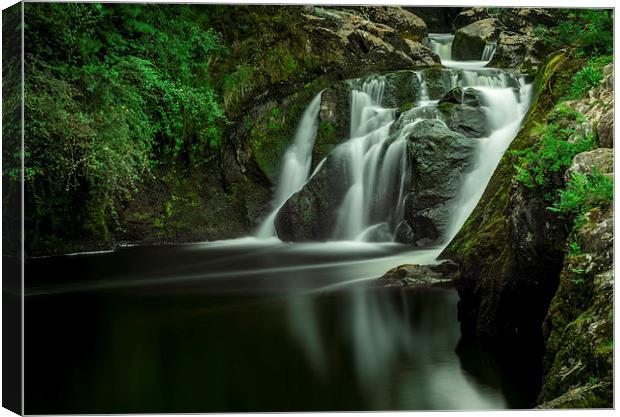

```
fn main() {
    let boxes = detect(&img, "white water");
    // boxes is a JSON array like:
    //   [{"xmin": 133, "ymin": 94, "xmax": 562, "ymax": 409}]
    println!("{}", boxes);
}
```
[
  {"xmin": 256, "ymin": 92, "xmax": 323, "ymax": 238},
  {"xmin": 258, "ymin": 32, "xmax": 531, "ymax": 251},
  {"xmin": 429, "ymin": 33, "xmax": 496, "ymax": 69}
]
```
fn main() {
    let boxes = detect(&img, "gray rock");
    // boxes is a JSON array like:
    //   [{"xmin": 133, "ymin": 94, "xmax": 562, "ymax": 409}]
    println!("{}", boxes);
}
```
[
  {"xmin": 438, "ymin": 87, "xmax": 488, "ymax": 138},
  {"xmin": 564, "ymin": 148, "xmax": 613, "ymax": 182},
  {"xmin": 363, "ymin": 6, "xmax": 428, "ymax": 41},
  {"xmin": 274, "ymin": 155, "xmax": 349, "ymax": 242},
  {"xmin": 398, "ymin": 119, "xmax": 476, "ymax": 245},
  {"xmin": 452, "ymin": 7, "xmax": 489, "ymax": 30},
  {"xmin": 538, "ymin": 208, "xmax": 613, "ymax": 407},
  {"xmin": 452, "ymin": 18, "xmax": 500, "ymax": 61}
]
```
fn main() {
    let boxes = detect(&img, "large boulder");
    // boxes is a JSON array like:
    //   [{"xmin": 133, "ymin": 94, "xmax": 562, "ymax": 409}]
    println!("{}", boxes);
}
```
[
  {"xmin": 274, "ymin": 155, "xmax": 349, "ymax": 241},
  {"xmin": 397, "ymin": 119, "xmax": 476, "ymax": 245},
  {"xmin": 489, "ymin": 31, "xmax": 538, "ymax": 69},
  {"xmin": 452, "ymin": 7, "xmax": 489, "ymax": 30},
  {"xmin": 438, "ymin": 87, "xmax": 488, "ymax": 138},
  {"xmin": 362, "ymin": 6, "xmax": 428, "ymax": 41},
  {"xmin": 452, "ymin": 18, "xmax": 500, "ymax": 60}
]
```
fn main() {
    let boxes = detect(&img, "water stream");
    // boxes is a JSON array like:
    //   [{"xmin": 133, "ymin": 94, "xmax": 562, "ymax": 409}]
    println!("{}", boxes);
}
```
[{"xmin": 25, "ymin": 34, "xmax": 538, "ymax": 413}]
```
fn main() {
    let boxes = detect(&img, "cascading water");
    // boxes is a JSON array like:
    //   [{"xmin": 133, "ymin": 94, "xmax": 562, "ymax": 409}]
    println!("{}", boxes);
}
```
[
  {"xmin": 427, "ymin": 33, "xmax": 453, "ymax": 61},
  {"xmin": 261, "ymin": 65, "xmax": 531, "ymax": 244},
  {"xmin": 482, "ymin": 42, "xmax": 497, "ymax": 61},
  {"xmin": 331, "ymin": 78, "xmax": 409, "ymax": 241},
  {"xmin": 428, "ymin": 32, "xmax": 496, "ymax": 69},
  {"xmin": 256, "ymin": 92, "xmax": 323, "ymax": 238}
]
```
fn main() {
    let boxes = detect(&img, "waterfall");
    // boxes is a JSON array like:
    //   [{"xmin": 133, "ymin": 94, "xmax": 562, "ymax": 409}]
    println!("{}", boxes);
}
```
[
  {"xmin": 256, "ymin": 92, "xmax": 323, "ymax": 238},
  {"xmin": 445, "ymin": 80, "xmax": 532, "ymax": 241},
  {"xmin": 428, "ymin": 33, "xmax": 496, "ymax": 69},
  {"xmin": 481, "ymin": 43, "xmax": 497, "ymax": 61},
  {"xmin": 261, "ymin": 38, "xmax": 531, "ymax": 245},
  {"xmin": 332, "ymin": 78, "xmax": 408, "ymax": 241},
  {"xmin": 428, "ymin": 33, "xmax": 454, "ymax": 61}
]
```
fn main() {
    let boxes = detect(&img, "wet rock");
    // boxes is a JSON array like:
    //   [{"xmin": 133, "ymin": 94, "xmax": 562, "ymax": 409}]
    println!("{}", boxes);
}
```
[
  {"xmin": 381, "ymin": 70, "xmax": 423, "ymax": 108},
  {"xmin": 536, "ymin": 381, "xmax": 613, "ymax": 409},
  {"xmin": 274, "ymin": 156, "xmax": 349, "ymax": 242},
  {"xmin": 398, "ymin": 120, "xmax": 476, "ymax": 245},
  {"xmin": 438, "ymin": 87, "xmax": 488, "ymax": 138},
  {"xmin": 508, "ymin": 181, "xmax": 568, "ymax": 268},
  {"xmin": 452, "ymin": 18, "xmax": 500, "ymax": 60},
  {"xmin": 489, "ymin": 31, "xmax": 537, "ymax": 69},
  {"xmin": 564, "ymin": 148, "xmax": 613, "ymax": 182},
  {"xmin": 377, "ymin": 263, "xmax": 455, "ymax": 289}
]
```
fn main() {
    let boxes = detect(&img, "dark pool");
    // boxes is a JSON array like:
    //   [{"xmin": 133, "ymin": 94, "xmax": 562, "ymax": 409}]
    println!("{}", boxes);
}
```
[{"xmin": 25, "ymin": 238, "xmax": 539, "ymax": 413}]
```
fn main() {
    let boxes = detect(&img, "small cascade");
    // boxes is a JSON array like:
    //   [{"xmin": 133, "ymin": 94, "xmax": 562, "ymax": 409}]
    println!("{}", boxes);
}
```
[
  {"xmin": 481, "ymin": 43, "xmax": 497, "ymax": 62},
  {"xmin": 256, "ymin": 92, "xmax": 323, "ymax": 238},
  {"xmin": 428, "ymin": 33, "xmax": 497, "ymax": 69},
  {"xmin": 332, "ymin": 77, "xmax": 406, "ymax": 241},
  {"xmin": 427, "ymin": 33, "xmax": 454, "ymax": 61}
]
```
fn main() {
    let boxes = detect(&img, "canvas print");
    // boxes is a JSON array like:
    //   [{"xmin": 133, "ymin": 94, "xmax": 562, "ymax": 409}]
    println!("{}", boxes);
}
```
[{"xmin": 2, "ymin": 2, "xmax": 614, "ymax": 413}]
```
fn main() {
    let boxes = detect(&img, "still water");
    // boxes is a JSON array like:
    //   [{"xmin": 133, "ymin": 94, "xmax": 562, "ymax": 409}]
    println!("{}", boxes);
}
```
[{"xmin": 25, "ymin": 239, "xmax": 539, "ymax": 413}]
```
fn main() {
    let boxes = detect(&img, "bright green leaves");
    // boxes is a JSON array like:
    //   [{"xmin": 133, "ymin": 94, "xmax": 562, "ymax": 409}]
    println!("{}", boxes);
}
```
[
  {"xmin": 564, "ymin": 55, "xmax": 612, "ymax": 100},
  {"xmin": 535, "ymin": 9, "xmax": 612, "ymax": 57},
  {"xmin": 513, "ymin": 123, "xmax": 595, "ymax": 191},
  {"xmin": 548, "ymin": 170, "xmax": 613, "ymax": 225}
]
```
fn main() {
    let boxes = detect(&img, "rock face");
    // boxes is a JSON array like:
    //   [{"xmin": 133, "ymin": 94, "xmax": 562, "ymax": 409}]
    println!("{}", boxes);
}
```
[
  {"xmin": 537, "ymin": 208, "xmax": 613, "ymax": 408},
  {"xmin": 441, "ymin": 54, "xmax": 614, "ymax": 408},
  {"xmin": 398, "ymin": 119, "xmax": 476, "ymax": 246},
  {"xmin": 406, "ymin": 7, "xmax": 463, "ymax": 32},
  {"xmin": 452, "ymin": 18, "xmax": 500, "ymax": 61},
  {"xmin": 438, "ymin": 87, "xmax": 488, "ymax": 138},
  {"xmin": 306, "ymin": 7, "xmax": 440, "ymax": 77},
  {"xmin": 440, "ymin": 53, "xmax": 575, "ymax": 339}
]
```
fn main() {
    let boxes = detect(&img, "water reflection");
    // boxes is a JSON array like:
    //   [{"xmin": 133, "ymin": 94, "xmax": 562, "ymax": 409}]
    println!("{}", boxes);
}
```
[{"xmin": 26, "ymin": 240, "xmax": 531, "ymax": 413}]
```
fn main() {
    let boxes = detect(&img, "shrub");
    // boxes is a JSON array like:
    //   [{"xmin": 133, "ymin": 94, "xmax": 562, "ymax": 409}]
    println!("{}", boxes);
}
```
[
  {"xmin": 548, "ymin": 170, "xmax": 613, "ymax": 226},
  {"xmin": 513, "ymin": 123, "xmax": 595, "ymax": 194}
]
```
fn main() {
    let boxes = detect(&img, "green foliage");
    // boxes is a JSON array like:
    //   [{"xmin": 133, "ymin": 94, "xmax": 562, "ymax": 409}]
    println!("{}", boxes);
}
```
[
  {"xmin": 563, "ymin": 55, "xmax": 612, "ymax": 100},
  {"xmin": 24, "ymin": 3, "xmax": 227, "ymax": 250},
  {"xmin": 513, "ymin": 123, "xmax": 595, "ymax": 193},
  {"xmin": 567, "ymin": 240, "xmax": 583, "ymax": 257},
  {"xmin": 548, "ymin": 170, "xmax": 613, "ymax": 219},
  {"xmin": 537, "ymin": 9, "xmax": 613, "ymax": 57}
]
